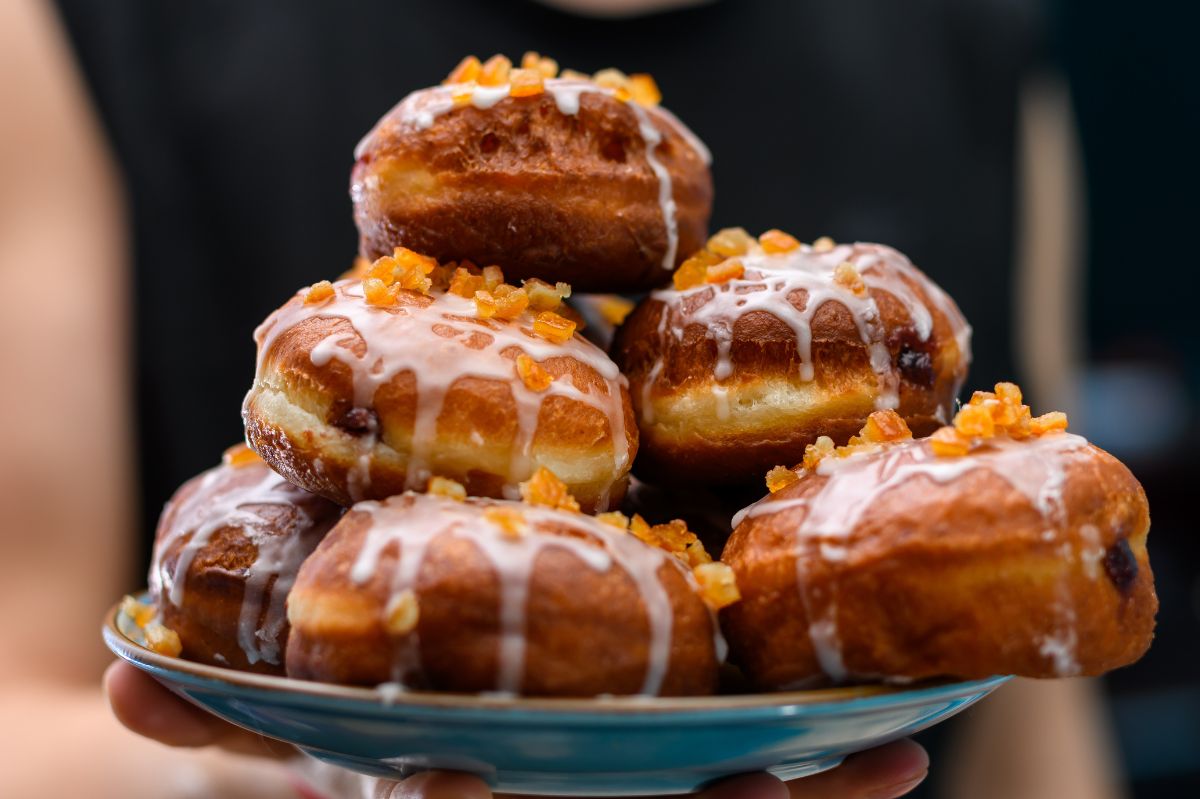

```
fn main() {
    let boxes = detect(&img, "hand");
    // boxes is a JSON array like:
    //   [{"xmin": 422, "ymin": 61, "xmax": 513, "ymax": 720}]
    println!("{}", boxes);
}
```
[{"xmin": 106, "ymin": 661, "xmax": 928, "ymax": 798}]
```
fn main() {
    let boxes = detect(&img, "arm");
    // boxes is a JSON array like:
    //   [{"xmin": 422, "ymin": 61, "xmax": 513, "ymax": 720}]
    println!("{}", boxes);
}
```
[{"xmin": 0, "ymin": 3, "xmax": 296, "ymax": 796}]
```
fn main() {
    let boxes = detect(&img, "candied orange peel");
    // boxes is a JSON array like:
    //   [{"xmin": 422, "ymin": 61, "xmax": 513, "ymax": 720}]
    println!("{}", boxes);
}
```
[
  {"xmin": 509, "ymin": 68, "xmax": 545, "ymax": 98},
  {"xmin": 759, "ymin": 229, "xmax": 801, "ymax": 254},
  {"xmin": 304, "ymin": 280, "xmax": 335, "ymax": 304},
  {"xmin": 441, "ymin": 54, "xmax": 660, "ymax": 107},
  {"xmin": 519, "ymin": 467, "xmax": 580, "ymax": 513},
  {"xmin": 765, "ymin": 465, "xmax": 799, "ymax": 494},
  {"xmin": 812, "ymin": 236, "xmax": 836, "ymax": 252},
  {"xmin": 596, "ymin": 295, "xmax": 635, "ymax": 326},
  {"xmin": 930, "ymin": 381, "xmax": 1069, "ymax": 457},
  {"xmin": 833, "ymin": 261, "xmax": 867, "ymax": 296},
  {"xmin": 705, "ymin": 259, "xmax": 745, "ymax": 284},
  {"xmin": 120, "ymin": 595, "xmax": 157, "ymax": 629},
  {"xmin": 516, "ymin": 354, "xmax": 555, "ymax": 392},
  {"xmin": 693, "ymin": 562, "xmax": 741, "ymax": 610},
  {"xmin": 485, "ymin": 506, "xmax": 527, "ymax": 539},
  {"xmin": 800, "ymin": 410, "xmax": 914, "ymax": 471},
  {"xmin": 222, "ymin": 442, "xmax": 262, "ymax": 468},
  {"xmin": 533, "ymin": 311, "xmax": 577, "ymax": 344},
  {"xmin": 672, "ymin": 227, "xmax": 818, "ymax": 291},
  {"xmin": 623, "ymin": 515, "xmax": 713, "ymax": 568},
  {"xmin": 427, "ymin": 475, "xmax": 467, "ymax": 501},
  {"xmin": 145, "ymin": 622, "xmax": 182, "ymax": 657},
  {"xmin": 384, "ymin": 589, "xmax": 420, "ymax": 635}
]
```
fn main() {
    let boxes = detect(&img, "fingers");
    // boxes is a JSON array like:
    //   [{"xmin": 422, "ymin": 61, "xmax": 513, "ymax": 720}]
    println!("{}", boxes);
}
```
[
  {"xmin": 785, "ymin": 739, "xmax": 929, "ymax": 799},
  {"xmin": 373, "ymin": 771, "xmax": 493, "ymax": 799},
  {"xmin": 103, "ymin": 660, "xmax": 293, "ymax": 759},
  {"xmin": 697, "ymin": 771, "xmax": 789, "ymax": 799}
]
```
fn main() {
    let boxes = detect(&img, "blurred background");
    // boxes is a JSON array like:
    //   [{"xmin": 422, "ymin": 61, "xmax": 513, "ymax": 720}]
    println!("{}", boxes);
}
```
[{"xmin": 1, "ymin": 0, "xmax": 1196, "ymax": 796}]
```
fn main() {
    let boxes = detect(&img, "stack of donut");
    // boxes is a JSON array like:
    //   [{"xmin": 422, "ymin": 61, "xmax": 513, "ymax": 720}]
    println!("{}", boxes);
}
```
[{"xmin": 136, "ymin": 53, "xmax": 1156, "ymax": 698}]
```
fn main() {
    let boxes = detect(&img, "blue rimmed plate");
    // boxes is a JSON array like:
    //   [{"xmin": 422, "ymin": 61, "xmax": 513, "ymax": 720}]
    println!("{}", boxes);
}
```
[{"xmin": 104, "ymin": 596, "xmax": 1008, "ymax": 796}]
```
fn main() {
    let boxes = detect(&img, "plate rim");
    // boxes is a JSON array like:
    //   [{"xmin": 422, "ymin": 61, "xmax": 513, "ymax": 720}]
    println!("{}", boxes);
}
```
[{"xmin": 104, "ymin": 594, "xmax": 1010, "ymax": 717}]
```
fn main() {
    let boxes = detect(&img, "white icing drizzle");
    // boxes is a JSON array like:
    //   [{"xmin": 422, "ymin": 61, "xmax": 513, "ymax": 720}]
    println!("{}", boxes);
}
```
[
  {"xmin": 251, "ymin": 281, "xmax": 630, "ymax": 506},
  {"xmin": 735, "ymin": 432, "xmax": 1089, "ymax": 682},
  {"xmin": 348, "ymin": 493, "xmax": 713, "ymax": 695},
  {"xmin": 149, "ymin": 463, "xmax": 337, "ymax": 666},
  {"xmin": 643, "ymin": 243, "xmax": 972, "ymax": 422},
  {"xmin": 353, "ymin": 78, "xmax": 711, "ymax": 271}
]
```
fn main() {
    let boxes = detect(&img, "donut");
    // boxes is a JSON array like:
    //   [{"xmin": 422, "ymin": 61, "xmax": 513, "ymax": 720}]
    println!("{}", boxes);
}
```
[
  {"xmin": 351, "ymin": 53, "xmax": 713, "ymax": 293},
  {"xmin": 284, "ymin": 472, "xmax": 738, "ymax": 696},
  {"xmin": 720, "ymin": 386, "xmax": 1157, "ymax": 689},
  {"xmin": 611, "ymin": 230, "xmax": 971, "ymax": 485},
  {"xmin": 148, "ymin": 446, "xmax": 342, "ymax": 674},
  {"xmin": 243, "ymin": 252, "xmax": 637, "ymax": 511}
]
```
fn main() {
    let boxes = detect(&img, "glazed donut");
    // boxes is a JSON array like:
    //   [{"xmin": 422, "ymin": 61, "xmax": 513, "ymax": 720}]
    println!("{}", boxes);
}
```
[
  {"xmin": 285, "ymin": 473, "xmax": 738, "ymax": 696},
  {"xmin": 148, "ymin": 446, "xmax": 342, "ymax": 674},
  {"xmin": 243, "ymin": 253, "xmax": 637, "ymax": 511},
  {"xmin": 611, "ymin": 230, "xmax": 971, "ymax": 485},
  {"xmin": 351, "ymin": 54, "xmax": 713, "ymax": 293},
  {"xmin": 720, "ymin": 387, "xmax": 1157, "ymax": 689}
]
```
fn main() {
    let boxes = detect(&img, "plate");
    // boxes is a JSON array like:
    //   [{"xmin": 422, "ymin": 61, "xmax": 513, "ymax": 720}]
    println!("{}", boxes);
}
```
[{"xmin": 104, "ymin": 596, "xmax": 1008, "ymax": 796}]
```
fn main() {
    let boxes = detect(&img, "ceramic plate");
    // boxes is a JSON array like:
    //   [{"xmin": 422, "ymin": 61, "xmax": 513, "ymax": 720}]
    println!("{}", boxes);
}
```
[{"xmin": 104, "ymin": 596, "xmax": 1008, "ymax": 796}]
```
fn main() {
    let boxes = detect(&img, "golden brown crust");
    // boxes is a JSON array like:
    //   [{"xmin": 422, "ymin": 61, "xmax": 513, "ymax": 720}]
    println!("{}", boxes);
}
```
[
  {"xmin": 720, "ymin": 439, "xmax": 1157, "ymax": 687},
  {"xmin": 353, "ymin": 85, "xmax": 712, "ymax": 292},
  {"xmin": 151, "ymin": 460, "xmax": 342, "ymax": 675},
  {"xmin": 243, "ymin": 285, "xmax": 637, "ymax": 511},
  {"xmin": 285, "ymin": 495, "xmax": 720, "ymax": 696},
  {"xmin": 611, "ymin": 243, "xmax": 969, "ymax": 485}
]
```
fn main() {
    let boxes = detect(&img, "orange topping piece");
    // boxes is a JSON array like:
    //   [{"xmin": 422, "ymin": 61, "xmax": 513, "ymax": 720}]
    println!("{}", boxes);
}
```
[
  {"xmin": 673, "ymin": 256, "xmax": 710, "ymax": 291},
  {"xmin": 521, "ymin": 51, "xmax": 559, "ymax": 79},
  {"xmin": 706, "ymin": 227, "xmax": 755, "ymax": 258},
  {"xmin": 485, "ymin": 506, "xmax": 526, "ymax": 539},
  {"xmin": 509, "ymin": 68, "xmax": 545, "ymax": 97},
  {"xmin": 595, "ymin": 511, "xmax": 631, "ymax": 530},
  {"xmin": 759, "ymin": 229, "xmax": 801, "ymax": 254},
  {"xmin": 363, "ymin": 277, "xmax": 399, "ymax": 307},
  {"xmin": 478, "ymin": 54, "xmax": 512, "ymax": 86},
  {"xmin": 482, "ymin": 265, "xmax": 505, "ymax": 290},
  {"xmin": 592, "ymin": 68, "xmax": 629, "ymax": 91},
  {"xmin": 449, "ymin": 266, "xmax": 486, "ymax": 298},
  {"xmin": 705, "ymin": 259, "xmax": 745, "ymax": 284},
  {"xmin": 861, "ymin": 409, "xmax": 913, "ymax": 443},
  {"xmin": 384, "ymin": 589, "xmax": 420, "ymax": 635},
  {"xmin": 560, "ymin": 68, "xmax": 590, "ymax": 81},
  {"xmin": 629, "ymin": 516, "xmax": 712, "ymax": 567},
  {"xmin": 304, "ymin": 280, "xmax": 335, "ymax": 304},
  {"xmin": 524, "ymin": 278, "xmax": 570, "ymax": 311},
  {"xmin": 518, "ymin": 466, "xmax": 580, "ymax": 513},
  {"xmin": 121, "ymin": 595, "xmax": 157, "ymax": 629},
  {"xmin": 533, "ymin": 311, "xmax": 576, "ymax": 343},
  {"xmin": 812, "ymin": 236, "xmax": 836, "ymax": 252},
  {"xmin": 427, "ymin": 476, "xmax": 467, "ymax": 501},
  {"xmin": 693, "ymin": 562, "xmax": 741, "ymax": 611},
  {"xmin": 445, "ymin": 55, "xmax": 482, "ymax": 85},
  {"xmin": 474, "ymin": 290, "xmax": 498, "ymax": 319},
  {"xmin": 930, "ymin": 426, "xmax": 971, "ymax": 457},
  {"xmin": 493, "ymin": 285, "xmax": 530, "ymax": 320},
  {"xmin": 222, "ymin": 443, "xmax": 262, "ymax": 468},
  {"xmin": 597, "ymin": 295, "xmax": 635, "ymax": 326},
  {"xmin": 516, "ymin": 354, "xmax": 554, "ymax": 392},
  {"xmin": 1030, "ymin": 411, "xmax": 1069, "ymax": 435},
  {"xmin": 765, "ymin": 465, "xmax": 799, "ymax": 493},
  {"xmin": 627, "ymin": 74, "xmax": 662, "ymax": 107},
  {"xmin": 833, "ymin": 261, "xmax": 867, "ymax": 296},
  {"xmin": 802, "ymin": 435, "xmax": 836, "ymax": 471},
  {"xmin": 954, "ymin": 403, "xmax": 996, "ymax": 438},
  {"xmin": 144, "ymin": 622, "xmax": 182, "ymax": 657}
]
